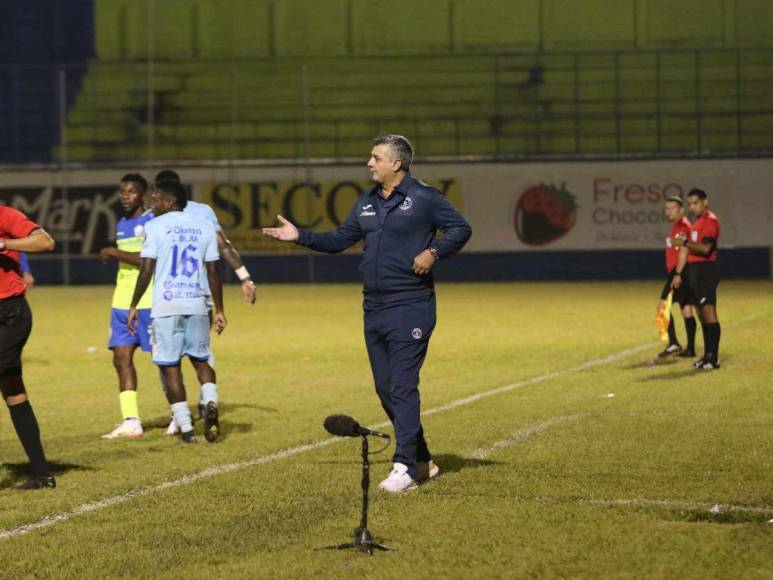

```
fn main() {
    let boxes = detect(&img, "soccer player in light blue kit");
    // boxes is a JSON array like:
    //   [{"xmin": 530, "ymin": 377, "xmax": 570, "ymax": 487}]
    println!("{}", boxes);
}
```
[
  {"xmin": 153, "ymin": 170, "xmax": 254, "ymax": 435},
  {"xmin": 128, "ymin": 180, "xmax": 226, "ymax": 443}
]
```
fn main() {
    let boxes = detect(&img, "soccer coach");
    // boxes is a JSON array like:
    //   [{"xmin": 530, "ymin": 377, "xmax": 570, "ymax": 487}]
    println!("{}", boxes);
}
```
[{"xmin": 263, "ymin": 134, "xmax": 471, "ymax": 493}]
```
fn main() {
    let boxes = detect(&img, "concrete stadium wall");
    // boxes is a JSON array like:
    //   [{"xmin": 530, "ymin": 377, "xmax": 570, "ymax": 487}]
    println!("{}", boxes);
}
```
[
  {"xmin": 0, "ymin": 158, "xmax": 771, "ymax": 284},
  {"xmin": 25, "ymin": 247, "xmax": 772, "ymax": 286},
  {"xmin": 94, "ymin": 0, "xmax": 773, "ymax": 60}
]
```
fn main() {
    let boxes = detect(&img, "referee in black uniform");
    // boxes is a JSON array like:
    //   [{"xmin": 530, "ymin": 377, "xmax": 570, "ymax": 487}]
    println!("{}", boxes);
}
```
[
  {"xmin": 263, "ymin": 134, "xmax": 471, "ymax": 493},
  {"xmin": 0, "ymin": 205, "xmax": 57, "ymax": 489}
]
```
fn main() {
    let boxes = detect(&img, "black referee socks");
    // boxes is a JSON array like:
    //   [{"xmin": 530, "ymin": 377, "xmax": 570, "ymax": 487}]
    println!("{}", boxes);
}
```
[
  {"xmin": 9, "ymin": 400, "xmax": 51, "ymax": 477},
  {"xmin": 667, "ymin": 317, "xmax": 678, "ymax": 345},
  {"xmin": 702, "ymin": 322, "xmax": 722, "ymax": 363},
  {"xmin": 685, "ymin": 317, "xmax": 697, "ymax": 352}
]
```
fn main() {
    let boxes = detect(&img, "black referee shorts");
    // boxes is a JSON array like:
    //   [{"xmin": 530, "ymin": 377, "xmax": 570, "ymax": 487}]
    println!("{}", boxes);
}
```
[
  {"xmin": 661, "ymin": 268, "xmax": 691, "ymax": 307},
  {"xmin": 0, "ymin": 295, "xmax": 32, "ymax": 370},
  {"xmin": 687, "ymin": 262, "xmax": 720, "ymax": 307}
]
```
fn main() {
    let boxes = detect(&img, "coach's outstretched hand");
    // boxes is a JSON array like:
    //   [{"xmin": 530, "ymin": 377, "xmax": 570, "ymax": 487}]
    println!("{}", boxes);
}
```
[{"xmin": 262, "ymin": 215, "xmax": 299, "ymax": 242}]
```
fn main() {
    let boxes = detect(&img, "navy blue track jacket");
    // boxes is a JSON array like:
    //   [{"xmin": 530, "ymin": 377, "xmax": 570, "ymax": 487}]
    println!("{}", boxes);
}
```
[{"xmin": 296, "ymin": 173, "xmax": 472, "ymax": 303}]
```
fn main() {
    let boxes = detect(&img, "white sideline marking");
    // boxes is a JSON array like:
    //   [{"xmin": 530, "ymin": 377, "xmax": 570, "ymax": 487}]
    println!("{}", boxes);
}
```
[
  {"xmin": 0, "ymin": 345, "xmax": 642, "ymax": 540},
  {"xmin": 587, "ymin": 497, "xmax": 773, "ymax": 515},
  {"xmin": 466, "ymin": 415, "xmax": 586, "ymax": 460},
  {"xmin": 0, "ymin": 311, "xmax": 764, "ymax": 540},
  {"xmin": 480, "ymin": 495, "xmax": 773, "ymax": 516},
  {"xmin": 422, "ymin": 343, "xmax": 652, "ymax": 418}
]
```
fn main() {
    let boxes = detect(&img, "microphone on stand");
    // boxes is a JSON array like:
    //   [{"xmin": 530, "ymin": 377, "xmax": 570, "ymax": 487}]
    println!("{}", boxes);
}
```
[
  {"xmin": 318, "ymin": 414, "xmax": 395, "ymax": 555},
  {"xmin": 323, "ymin": 414, "xmax": 390, "ymax": 440}
]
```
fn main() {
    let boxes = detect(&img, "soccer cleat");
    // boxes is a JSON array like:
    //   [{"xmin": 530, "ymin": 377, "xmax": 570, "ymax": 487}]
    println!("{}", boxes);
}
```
[
  {"xmin": 165, "ymin": 417, "xmax": 180, "ymax": 436},
  {"xmin": 678, "ymin": 348, "xmax": 696, "ymax": 358},
  {"xmin": 657, "ymin": 344, "xmax": 682, "ymax": 358},
  {"xmin": 377, "ymin": 463, "xmax": 417, "ymax": 494},
  {"xmin": 101, "ymin": 418, "xmax": 143, "ymax": 440},
  {"xmin": 700, "ymin": 360, "xmax": 721, "ymax": 371},
  {"xmin": 181, "ymin": 429, "xmax": 197, "ymax": 444},
  {"xmin": 415, "ymin": 460, "xmax": 440, "ymax": 483},
  {"xmin": 692, "ymin": 356, "xmax": 707, "ymax": 369},
  {"xmin": 203, "ymin": 401, "xmax": 220, "ymax": 443},
  {"xmin": 17, "ymin": 474, "xmax": 56, "ymax": 490}
]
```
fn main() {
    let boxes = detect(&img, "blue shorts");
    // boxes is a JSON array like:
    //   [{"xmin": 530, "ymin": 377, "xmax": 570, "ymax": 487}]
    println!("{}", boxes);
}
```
[
  {"xmin": 109, "ymin": 308, "xmax": 152, "ymax": 352},
  {"xmin": 150, "ymin": 314, "xmax": 211, "ymax": 366}
]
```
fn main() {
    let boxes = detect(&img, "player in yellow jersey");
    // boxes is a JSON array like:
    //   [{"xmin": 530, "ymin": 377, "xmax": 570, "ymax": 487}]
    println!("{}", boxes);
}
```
[{"xmin": 98, "ymin": 174, "xmax": 154, "ymax": 439}]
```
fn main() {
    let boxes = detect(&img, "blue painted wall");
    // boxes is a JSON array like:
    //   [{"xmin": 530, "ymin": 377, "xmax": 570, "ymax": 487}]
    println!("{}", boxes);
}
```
[
  {"xmin": 0, "ymin": 0, "xmax": 94, "ymax": 163},
  {"xmin": 25, "ymin": 248, "xmax": 771, "ymax": 286}
]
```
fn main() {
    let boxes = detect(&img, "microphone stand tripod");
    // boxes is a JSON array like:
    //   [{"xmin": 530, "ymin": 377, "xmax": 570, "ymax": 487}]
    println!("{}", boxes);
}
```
[{"xmin": 320, "ymin": 434, "xmax": 395, "ymax": 555}]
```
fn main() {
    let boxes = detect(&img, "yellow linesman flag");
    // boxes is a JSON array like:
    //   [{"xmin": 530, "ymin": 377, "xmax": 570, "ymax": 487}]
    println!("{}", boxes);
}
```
[{"xmin": 654, "ymin": 290, "xmax": 674, "ymax": 342}]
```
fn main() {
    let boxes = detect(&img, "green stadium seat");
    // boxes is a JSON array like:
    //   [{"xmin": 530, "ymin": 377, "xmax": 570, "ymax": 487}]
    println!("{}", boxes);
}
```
[{"xmin": 57, "ymin": 46, "xmax": 772, "ymax": 161}]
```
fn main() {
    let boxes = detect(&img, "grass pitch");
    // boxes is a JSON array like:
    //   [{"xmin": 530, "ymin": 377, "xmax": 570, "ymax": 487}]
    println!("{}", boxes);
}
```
[{"xmin": 0, "ymin": 280, "xmax": 772, "ymax": 578}]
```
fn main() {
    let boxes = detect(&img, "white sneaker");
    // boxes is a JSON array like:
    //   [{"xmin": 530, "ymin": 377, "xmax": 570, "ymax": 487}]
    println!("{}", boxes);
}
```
[
  {"xmin": 378, "ymin": 463, "xmax": 417, "ymax": 494},
  {"xmin": 102, "ymin": 419, "xmax": 143, "ymax": 440},
  {"xmin": 416, "ymin": 460, "xmax": 440, "ymax": 483},
  {"xmin": 165, "ymin": 417, "xmax": 180, "ymax": 436}
]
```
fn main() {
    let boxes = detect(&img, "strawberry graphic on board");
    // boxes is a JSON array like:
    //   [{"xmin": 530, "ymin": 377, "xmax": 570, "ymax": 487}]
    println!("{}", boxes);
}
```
[{"xmin": 514, "ymin": 182, "xmax": 578, "ymax": 246}]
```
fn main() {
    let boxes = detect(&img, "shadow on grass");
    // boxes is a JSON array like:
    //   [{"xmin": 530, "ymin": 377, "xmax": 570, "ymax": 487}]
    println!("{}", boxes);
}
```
[
  {"xmin": 635, "ymin": 369, "xmax": 702, "ymax": 382},
  {"xmin": 143, "ymin": 404, "xmax": 272, "ymax": 433},
  {"xmin": 430, "ymin": 453, "xmax": 499, "ymax": 476},
  {"xmin": 622, "ymin": 357, "xmax": 682, "ymax": 370},
  {"xmin": 0, "ymin": 461, "xmax": 93, "ymax": 490},
  {"xmin": 219, "ymin": 402, "xmax": 279, "ymax": 414},
  {"xmin": 216, "ymin": 421, "xmax": 254, "ymax": 442},
  {"xmin": 314, "ymin": 453, "xmax": 499, "ymax": 475}
]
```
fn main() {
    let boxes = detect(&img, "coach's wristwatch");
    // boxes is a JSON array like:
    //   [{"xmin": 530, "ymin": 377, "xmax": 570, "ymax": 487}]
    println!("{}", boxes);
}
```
[{"xmin": 428, "ymin": 246, "xmax": 439, "ymax": 260}]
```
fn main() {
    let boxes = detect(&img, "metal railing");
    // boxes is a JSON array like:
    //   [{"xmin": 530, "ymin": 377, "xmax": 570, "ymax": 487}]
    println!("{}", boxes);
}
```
[{"xmin": 1, "ymin": 47, "xmax": 772, "ymax": 167}]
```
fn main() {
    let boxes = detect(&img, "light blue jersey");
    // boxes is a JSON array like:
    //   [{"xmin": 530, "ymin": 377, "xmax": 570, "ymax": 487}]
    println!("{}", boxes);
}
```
[
  {"xmin": 184, "ymin": 200, "xmax": 221, "ymax": 232},
  {"xmin": 141, "ymin": 211, "xmax": 219, "ymax": 318}
]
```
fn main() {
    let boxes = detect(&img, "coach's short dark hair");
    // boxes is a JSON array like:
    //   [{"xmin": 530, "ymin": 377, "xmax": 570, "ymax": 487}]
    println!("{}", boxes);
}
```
[
  {"xmin": 373, "ymin": 134, "xmax": 413, "ymax": 171},
  {"xmin": 155, "ymin": 169, "xmax": 180, "ymax": 185},
  {"xmin": 665, "ymin": 196, "xmax": 683, "ymax": 207},
  {"xmin": 156, "ymin": 179, "xmax": 187, "ymax": 210},
  {"xmin": 121, "ymin": 173, "xmax": 148, "ymax": 192},
  {"xmin": 687, "ymin": 188, "xmax": 708, "ymax": 200}
]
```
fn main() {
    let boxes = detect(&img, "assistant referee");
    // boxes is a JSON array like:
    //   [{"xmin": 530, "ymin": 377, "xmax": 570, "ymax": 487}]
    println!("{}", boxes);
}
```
[
  {"xmin": 263, "ymin": 134, "xmax": 472, "ymax": 493},
  {"xmin": 0, "ymin": 205, "xmax": 56, "ymax": 489},
  {"xmin": 672, "ymin": 188, "xmax": 722, "ymax": 371}
]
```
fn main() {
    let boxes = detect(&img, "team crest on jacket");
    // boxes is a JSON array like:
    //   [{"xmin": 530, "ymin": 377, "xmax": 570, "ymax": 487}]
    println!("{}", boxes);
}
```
[
  {"xmin": 399, "ymin": 197, "xmax": 413, "ymax": 211},
  {"xmin": 412, "ymin": 327, "xmax": 422, "ymax": 339}
]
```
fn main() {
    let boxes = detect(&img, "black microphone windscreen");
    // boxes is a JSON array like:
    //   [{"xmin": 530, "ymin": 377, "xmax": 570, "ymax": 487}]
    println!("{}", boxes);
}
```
[{"xmin": 323, "ymin": 414, "xmax": 359, "ymax": 437}]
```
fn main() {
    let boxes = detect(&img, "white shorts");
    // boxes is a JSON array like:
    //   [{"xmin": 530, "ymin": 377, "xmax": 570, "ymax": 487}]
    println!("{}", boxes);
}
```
[{"xmin": 151, "ymin": 314, "xmax": 211, "ymax": 366}]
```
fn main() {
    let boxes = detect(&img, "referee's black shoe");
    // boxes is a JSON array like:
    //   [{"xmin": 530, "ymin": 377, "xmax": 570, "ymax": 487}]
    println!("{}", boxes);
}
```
[
  {"xmin": 678, "ymin": 348, "xmax": 696, "ymax": 358},
  {"xmin": 692, "ymin": 356, "xmax": 707, "ymax": 369},
  {"xmin": 658, "ymin": 344, "xmax": 682, "ymax": 358},
  {"xmin": 17, "ymin": 474, "xmax": 56, "ymax": 490},
  {"xmin": 203, "ymin": 401, "xmax": 220, "ymax": 443}
]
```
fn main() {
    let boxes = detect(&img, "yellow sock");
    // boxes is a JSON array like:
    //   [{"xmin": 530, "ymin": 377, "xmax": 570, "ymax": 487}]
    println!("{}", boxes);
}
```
[{"xmin": 119, "ymin": 390, "xmax": 139, "ymax": 421}]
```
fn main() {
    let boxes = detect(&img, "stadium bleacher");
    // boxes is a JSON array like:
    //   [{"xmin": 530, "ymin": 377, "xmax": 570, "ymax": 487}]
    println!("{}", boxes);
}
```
[
  {"xmin": 58, "ymin": 48, "xmax": 773, "ymax": 162},
  {"xmin": 2, "ymin": 0, "xmax": 771, "ymax": 164}
]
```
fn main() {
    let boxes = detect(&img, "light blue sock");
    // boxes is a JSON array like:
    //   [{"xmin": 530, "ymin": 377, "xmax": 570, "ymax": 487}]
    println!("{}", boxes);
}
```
[
  {"xmin": 198, "ymin": 354, "xmax": 216, "ymax": 407},
  {"xmin": 200, "ymin": 382, "xmax": 218, "ymax": 406},
  {"xmin": 171, "ymin": 402, "xmax": 193, "ymax": 433}
]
